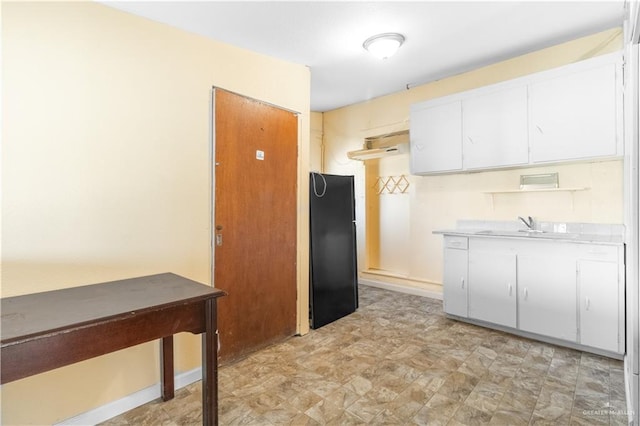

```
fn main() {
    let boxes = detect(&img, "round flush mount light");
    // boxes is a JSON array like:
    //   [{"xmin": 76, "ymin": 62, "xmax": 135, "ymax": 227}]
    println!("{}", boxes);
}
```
[{"xmin": 363, "ymin": 33, "xmax": 405, "ymax": 60}]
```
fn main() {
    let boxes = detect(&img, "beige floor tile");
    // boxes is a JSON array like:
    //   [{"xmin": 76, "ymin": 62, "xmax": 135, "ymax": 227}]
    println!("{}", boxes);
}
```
[
  {"xmin": 436, "ymin": 371, "xmax": 480, "ymax": 402},
  {"xmin": 99, "ymin": 285, "xmax": 626, "ymax": 426},
  {"xmin": 345, "ymin": 394, "xmax": 386, "ymax": 423},
  {"xmin": 489, "ymin": 408, "xmax": 531, "ymax": 425},
  {"xmin": 413, "ymin": 393, "xmax": 461, "ymax": 425},
  {"xmin": 529, "ymin": 413, "xmax": 571, "ymax": 425},
  {"xmin": 304, "ymin": 399, "xmax": 343, "ymax": 424},
  {"xmin": 457, "ymin": 350, "xmax": 495, "ymax": 378},
  {"xmin": 449, "ymin": 403, "xmax": 493, "ymax": 425},
  {"xmin": 464, "ymin": 380, "xmax": 505, "ymax": 415},
  {"xmin": 323, "ymin": 386, "xmax": 359, "ymax": 410},
  {"xmin": 385, "ymin": 382, "xmax": 431, "ymax": 420},
  {"xmin": 343, "ymin": 374, "xmax": 373, "ymax": 396}
]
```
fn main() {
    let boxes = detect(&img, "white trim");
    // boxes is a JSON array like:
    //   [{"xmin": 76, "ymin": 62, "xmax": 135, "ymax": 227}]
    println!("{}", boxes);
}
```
[
  {"xmin": 624, "ymin": 358, "xmax": 638, "ymax": 425},
  {"xmin": 55, "ymin": 368, "xmax": 202, "ymax": 425},
  {"xmin": 359, "ymin": 278, "xmax": 443, "ymax": 301},
  {"xmin": 623, "ymin": 39, "xmax": 640, "ymax": 424},
  {"xmin": 630, "ymin": 0, "xmax": 640, "ymax": 44},
  {"xmin": 210, "ymin": 88, "xmax": 216, "ymax": 288}
]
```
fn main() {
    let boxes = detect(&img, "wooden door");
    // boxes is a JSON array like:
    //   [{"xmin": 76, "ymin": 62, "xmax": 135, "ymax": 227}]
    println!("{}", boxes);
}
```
[{"xmin": 213, "ymin": 89, "xmax": 298, "ymax": 363}]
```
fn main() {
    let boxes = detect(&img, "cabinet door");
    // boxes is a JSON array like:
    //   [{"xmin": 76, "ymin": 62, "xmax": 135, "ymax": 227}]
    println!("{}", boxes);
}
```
[
  {"xmin": 468, "ymin": 250, "xmax": 516, "ymax": 328},
  {"xmin": 462, "ymin": 85, "xmax": 529, "ymax": 169},
  {"xmin": 579, "ymin": 260, "xmax": 620, "ymax": 353},
  {"xmin": 529, "ymin": 63, "xmax": 619, "ymax": 163},
  {"xmin": 518, "ymin": 254, "xmax": 577, "ymax": 342},
  {"xmin": 410, "ymin": 100, "xmax": 462, "ymax": 174},
  {"xmin": 443, "ymin": 247, "xmax": 468, "ymax": 317}
]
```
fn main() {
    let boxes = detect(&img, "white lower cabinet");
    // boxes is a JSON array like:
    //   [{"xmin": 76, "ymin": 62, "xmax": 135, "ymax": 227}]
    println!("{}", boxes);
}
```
[
  {"xmin": 443, "ymin": 245, "xmax": 468, "ymax": 317},
  {"xmin": 579, "ymin": 260, "xmax": 620, "ymax": 353},
  {"xmin": 441, "ymin": 236, "xmax": 624, "ymax": 356},
  {"xmin": 518, "ymin": 252, "xmax": 577, "ymax": 342},
  {"xmin": 468, "ymin": 246, "xmax": 517, "ymax": 328}
]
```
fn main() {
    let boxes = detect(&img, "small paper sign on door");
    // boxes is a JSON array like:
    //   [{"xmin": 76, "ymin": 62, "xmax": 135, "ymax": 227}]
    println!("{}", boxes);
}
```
[{"xmin": 256, "ymin": 150, "xmax": 265, "ymax": 160}]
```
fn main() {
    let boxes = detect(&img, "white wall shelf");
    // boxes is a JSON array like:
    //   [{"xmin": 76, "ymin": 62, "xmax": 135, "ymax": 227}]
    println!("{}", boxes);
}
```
[
  {"xmin": 483, "ymin": 187, "xmax": 590, "ymax": 194},
  {"xmin": 483, "ymin": 187, "xmax": 590, "ymax": 210}
]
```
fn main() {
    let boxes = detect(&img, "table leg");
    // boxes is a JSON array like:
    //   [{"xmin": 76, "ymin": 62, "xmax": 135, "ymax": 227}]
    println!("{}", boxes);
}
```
[
  {"xmin": 202, "ymin": 298, "xmax": 218, "ymax": 426},
  {"xmin": 161, "ymin": 336, "xmax": 174, "ymax": 401}
]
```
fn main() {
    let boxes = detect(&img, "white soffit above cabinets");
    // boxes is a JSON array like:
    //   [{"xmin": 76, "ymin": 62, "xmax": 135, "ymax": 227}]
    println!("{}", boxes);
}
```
[{"xmin": 101, "ymin": 1, "xmax": 625, "ymax": 112}]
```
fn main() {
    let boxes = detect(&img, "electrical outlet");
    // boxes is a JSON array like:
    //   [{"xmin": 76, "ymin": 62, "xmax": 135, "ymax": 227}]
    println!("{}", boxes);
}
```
[{"xmin": 555, "ymin": 223, "xmax": 567, "ymax": 233}]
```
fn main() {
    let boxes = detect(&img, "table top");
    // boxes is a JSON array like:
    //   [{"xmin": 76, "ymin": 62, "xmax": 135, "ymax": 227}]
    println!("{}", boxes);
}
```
[{"xmin": 1, "ymin": 273, "xmax": 226, "ymax": 345}]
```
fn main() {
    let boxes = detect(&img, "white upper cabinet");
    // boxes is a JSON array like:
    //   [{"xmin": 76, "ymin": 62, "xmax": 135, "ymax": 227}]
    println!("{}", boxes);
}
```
[
  {"xmin": 409, "ymin": 53, "xmax": 622, "ymax": 175},
  {"xmin": 462, "ymin": 85, "xmax": 529, "ymax": 169},
  {"xmin": 529, "ymin": 62, "xmax": 620, "ymax": 163},
  {"xmin": 410, "ymin": 100, "xmax": 462, "ymax": 174}
]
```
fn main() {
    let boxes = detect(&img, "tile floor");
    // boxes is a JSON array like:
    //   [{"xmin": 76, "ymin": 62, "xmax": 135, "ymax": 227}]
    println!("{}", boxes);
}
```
[{"xmin": 102, "ymin": 285, "xmax": 628, "ymax": 425}]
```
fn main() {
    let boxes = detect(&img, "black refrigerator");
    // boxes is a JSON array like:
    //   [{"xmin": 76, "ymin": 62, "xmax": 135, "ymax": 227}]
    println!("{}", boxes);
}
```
[{"xmin": 309, "ymin": 173, "xmax": 358, "ymax": 329}]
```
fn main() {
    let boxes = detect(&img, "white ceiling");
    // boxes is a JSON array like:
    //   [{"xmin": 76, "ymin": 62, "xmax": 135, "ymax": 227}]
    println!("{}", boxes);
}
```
[{"xmin": 102, "ymin": 1, "xmax": 626, "ymax": 112}]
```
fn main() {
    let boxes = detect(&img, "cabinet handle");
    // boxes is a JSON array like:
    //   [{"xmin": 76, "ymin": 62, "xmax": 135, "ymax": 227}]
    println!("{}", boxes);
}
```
[
  {"xmin": 586, "ymin": 297, "xmax": 591, "ymax": 311},
  {"xmin": 524, "ymin": 288, "xmax": 528, "ymax": 300},
  {"xmin": 508, "ymin": 283, "xmax": 512, "ymax": 296},
  {"xmin": 461, "ymin": 278, "xmax": 465, "ymax": 289},
  {"xmin": 467, "ymin": 136, "xmax": 474, "ymax": 144},
  {"xmin": 535, "ymin": 125, "xmax": 544, "ymax": 134}
]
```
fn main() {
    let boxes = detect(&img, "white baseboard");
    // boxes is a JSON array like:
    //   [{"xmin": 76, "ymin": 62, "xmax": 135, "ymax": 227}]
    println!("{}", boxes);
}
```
[
  {"xmin": 359, "ymin": 278, "xmax": 443, "ymax": 300},
  {"xmin": 624, "ymin": 356, "xmax": 638, "ymax": 425},
  {"xmin": 55, "ymin": 367, "xmax": 202, "ymax": 425}
]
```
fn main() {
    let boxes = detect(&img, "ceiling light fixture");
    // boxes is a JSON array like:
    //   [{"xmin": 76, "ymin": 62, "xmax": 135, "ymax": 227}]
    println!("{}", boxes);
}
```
[{"xmin": 363, "ymin": 33, "xmax": 405, "ymax": 60}]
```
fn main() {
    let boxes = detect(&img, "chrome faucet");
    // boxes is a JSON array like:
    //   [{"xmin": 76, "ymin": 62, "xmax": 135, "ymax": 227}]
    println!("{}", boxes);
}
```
[{"xmin": 518, "ymin": 216, "xmax": 535, "ymax": 230}]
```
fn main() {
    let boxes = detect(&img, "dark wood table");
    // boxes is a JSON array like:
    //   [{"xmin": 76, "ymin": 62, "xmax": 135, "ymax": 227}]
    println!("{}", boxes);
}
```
[{"xmin": 1, "ymin": 273, "xmax": 226, "ymax": 425}]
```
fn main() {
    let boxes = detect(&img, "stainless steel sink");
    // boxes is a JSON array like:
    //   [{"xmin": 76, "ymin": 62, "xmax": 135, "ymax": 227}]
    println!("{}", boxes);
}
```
[
  {"xmin": 474, "ymin": 230, "xmax": 527, "ymax": 236},
  {"xmin": 474, "ymin": 229, "xmax": 580, "ymax": 239},
  {"xmin": 534, "ymin": 232, "xmax": 581, "ymax": 239}
]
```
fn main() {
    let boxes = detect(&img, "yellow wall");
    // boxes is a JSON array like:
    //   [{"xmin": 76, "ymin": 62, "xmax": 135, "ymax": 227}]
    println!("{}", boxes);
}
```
[
  {"xmin": 2, "ymin": 2, "xmax": 310, "ymax": 424},
  {"xmin": 323, "ymin": 28, "xmax": 623, "ymax": 291},
  {"xmin": 310, "ymin": 111, "xmax": 324, "ymax": 172}
]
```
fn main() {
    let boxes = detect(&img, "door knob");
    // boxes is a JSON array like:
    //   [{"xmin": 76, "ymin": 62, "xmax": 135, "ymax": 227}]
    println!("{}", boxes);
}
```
[{"xmin": 215, "ymin": 225, "xmax": 223, "ymax": 246}]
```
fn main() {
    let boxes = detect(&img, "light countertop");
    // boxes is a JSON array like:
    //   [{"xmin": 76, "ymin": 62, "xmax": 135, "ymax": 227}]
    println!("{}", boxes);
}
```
[{"xmin": 433, "ymin": 220, "xmax": 625, "ymax": 245}]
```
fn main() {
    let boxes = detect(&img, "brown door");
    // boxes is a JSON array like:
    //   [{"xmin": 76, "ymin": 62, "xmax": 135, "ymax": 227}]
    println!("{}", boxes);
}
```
[{"xmin": 213, "ymin": 89, "xmax": 298, "ymax": 363}]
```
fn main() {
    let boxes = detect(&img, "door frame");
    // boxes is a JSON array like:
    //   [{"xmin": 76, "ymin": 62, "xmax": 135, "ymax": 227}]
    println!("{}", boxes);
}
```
[
  {"xmin": 623, "ymin": 39, "xmax": 640, "ymax": 423},
  {"xmin": 208, "ymin": 87, "xmax": 310, "ymax": 336}
]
